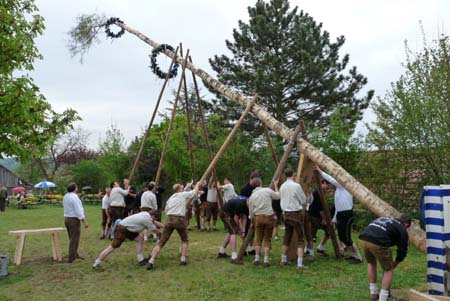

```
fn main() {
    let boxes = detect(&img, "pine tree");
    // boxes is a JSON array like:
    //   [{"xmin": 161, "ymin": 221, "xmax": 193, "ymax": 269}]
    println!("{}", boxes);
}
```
[{"xmin": 208, "ymin": 0, "xmax": 373, "ymax": 134}]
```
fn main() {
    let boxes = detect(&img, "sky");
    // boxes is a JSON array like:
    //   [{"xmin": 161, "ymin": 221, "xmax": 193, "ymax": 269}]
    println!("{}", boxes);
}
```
[{"xmin": 31, "ymin": 0, "xmax": 450, "ymax": 149}]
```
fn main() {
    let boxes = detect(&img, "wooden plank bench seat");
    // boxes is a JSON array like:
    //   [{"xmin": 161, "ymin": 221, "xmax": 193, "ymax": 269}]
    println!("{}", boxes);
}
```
[{"xmin": 8, "ymin": 227, "xmax": 65, "ymax": 265}]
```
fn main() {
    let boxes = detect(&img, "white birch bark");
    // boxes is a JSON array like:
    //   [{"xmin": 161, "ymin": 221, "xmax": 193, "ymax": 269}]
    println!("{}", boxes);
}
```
[{"xmin": 116, "ymin": 22, "xmax": 426, "ymax": 252}]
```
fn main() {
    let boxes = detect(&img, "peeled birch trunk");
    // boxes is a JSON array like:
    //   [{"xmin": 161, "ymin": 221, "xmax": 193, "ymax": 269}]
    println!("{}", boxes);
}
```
[{"xmin": 116, "ymin": 22, "xmax": 426, "ymax": 252}]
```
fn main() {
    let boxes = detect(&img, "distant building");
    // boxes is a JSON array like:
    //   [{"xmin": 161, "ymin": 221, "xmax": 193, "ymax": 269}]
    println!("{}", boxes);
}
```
[{"xmin": 0, "ymin": 164, "xmax": 29, "ymax": 194}]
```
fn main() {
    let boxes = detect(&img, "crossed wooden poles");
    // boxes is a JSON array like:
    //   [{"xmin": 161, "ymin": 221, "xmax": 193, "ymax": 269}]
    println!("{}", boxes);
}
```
[{"xmin": 125, "ymin": 41, "xmax": 341, "ymax": 260}]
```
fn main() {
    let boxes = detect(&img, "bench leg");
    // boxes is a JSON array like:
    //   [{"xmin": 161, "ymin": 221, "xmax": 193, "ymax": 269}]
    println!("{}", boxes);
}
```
[
  {"xmin": 51, "ymin": 232, "xmax": 62, "ymax": 261},
  {"xmin": 14, "ymin": 234, "xmax": 26, "ymax": 265},
  {"xmin": 51, "ymin": 233, "xmax": 57, "ymax": 260}
]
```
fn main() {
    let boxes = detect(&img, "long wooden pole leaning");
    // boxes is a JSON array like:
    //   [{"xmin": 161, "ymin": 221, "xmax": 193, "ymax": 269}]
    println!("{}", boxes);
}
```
[
  {"xmin": 184, "ymin": 96, "xmax": 256, "ymax": 209},
  {"xmin": 179, "ymin": 44, "xmax": 195, "ymax": 182},
  {"xmin": 188, "ymin": 56, "xmax": 223, "ymax": 207},
  {"xmin": 263, "ymin": 124, "xmax": 279, "ymax": 167},
  {"xmin": 128, "ymin": 46, "xmax": 180, "ymax": 184},
  {"xmin": 114, "ymin": 21, "xmax": 426, "ymax": 252},
  {"xmin": 237, "ymin": 122, "xmax": 303, "ymax": 261},
  {"xmin": 195, "ymin": 95, "xmax": 258, "ymax": 189},
  {"xmin": 296, "ymin": 120, "xmax": 341, "ymax": 259},
  {"xmin": 153, "ymin": 50, "xmax": 190, "ymax": 190}
]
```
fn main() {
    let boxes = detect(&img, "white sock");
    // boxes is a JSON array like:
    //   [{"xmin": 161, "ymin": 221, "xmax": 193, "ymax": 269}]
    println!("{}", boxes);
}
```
[
  {"xmin": 231, "ymin": 252, "xmax": 237, "ymax": 260},
  {"xmin": 254, "ymin": 254, "xmax": 260, "ymax": 262},
  {"xmin": 379, "ymin": 289, "xmax": 389, "ymax": 301},
  {"xmin": 181, "ymin": 255, "xmax": 187, "ymax": 262},
  {"xmin": 248, "ymin": 246, "xmax": 255, "ymax": 252},
  {"xmin": 220, "ymin": 246, "xmax": 226, "ymax": 253},
  {"xmin": 317, "ymin": 244, "xmax": 324, "ymax": 251},
  {"xmin": 149, "ymin": 257, "xmax": 155, "ymax": 264},
  {"xmin": 369, "ymin": 283, "xmax": 378, "ymax": 294},
  {"xmin": 297, "ymin": 257, "xmax": 303, "ymax": 267},
  {"xmin": 144, "ymin": 235, "xmax": 148, "ymax": 241},
  {"xmin": 264, "ymin": 255, "xmax": 269, "ymax": 263},
  {"xmin": 281, "ymin": 254, "xmax": 287, "ymax": 262},
  {"xmin": 137, "ymin": 254, "xmax": 144, "ymax": 262},
  {"xmin": 93, "ymin": 259, "xmax": 102, "ymax": 267},
  {"xmin": 152, "ymin": 233, "xmax": 157, "ymax": 238},
  {"xmin": 308, "ymin": 249, "xmax": 315, "ymax": 256}
]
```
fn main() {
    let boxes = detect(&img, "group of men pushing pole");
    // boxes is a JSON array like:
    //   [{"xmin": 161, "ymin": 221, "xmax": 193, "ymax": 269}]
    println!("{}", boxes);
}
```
[{"xmin": 82, "ymin": 166, "xmax": 409, "ymax": 301}]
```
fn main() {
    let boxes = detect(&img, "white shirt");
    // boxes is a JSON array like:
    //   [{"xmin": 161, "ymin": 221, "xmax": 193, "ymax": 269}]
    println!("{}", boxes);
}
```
[
  {"xmin": 101, "ymin": 195, "xmax": 110, "ymax": 209},
  {"xmin": 279, "ymin": 178, "xmax": 309, "ymax": 212},
  {"xmin": 207, "ymin": 186, "xmax": 218, "ymax": 203},
  {"xmin": 63, "ymin": 192, "xmax": 85, "ymax": 220},
  {"xmin": 319, "ymin": 171, "xmax": 353, "ymax": 222},
  {"xmin": 222, "ymin": 183, "xmax": 237, "ymax": 203},
  {"xmin": 109, "ymin": 187, "xmax": 128, "ymax": 207},
  {"xmin": 141, "ymin": 190, "xmax": 157, "ymax": 210},
  {"xmin": 119, "ymin": 211, "xmax": 156, "ymax": 232},
  {"xmin": 248, "ymin": 187, "xmax": 280, "ymax": 219},
  {"xmin": 165, "ymin": 190, "xmax": 197, "ymax": 216}
]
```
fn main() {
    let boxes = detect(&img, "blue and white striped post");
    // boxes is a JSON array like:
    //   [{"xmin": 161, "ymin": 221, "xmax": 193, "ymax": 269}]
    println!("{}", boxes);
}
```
[{"xmin": 424, "ymin": 185, "xmax": 450, "ymax": 296}]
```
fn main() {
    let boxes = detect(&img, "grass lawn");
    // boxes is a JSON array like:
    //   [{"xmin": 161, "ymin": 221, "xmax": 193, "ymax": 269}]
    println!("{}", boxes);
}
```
[{"xmin": 0, "ymin": 205, "xmax": 427, "ymax": 301}]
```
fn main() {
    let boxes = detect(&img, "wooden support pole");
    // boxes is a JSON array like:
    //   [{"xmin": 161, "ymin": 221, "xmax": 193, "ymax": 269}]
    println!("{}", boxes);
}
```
[
  {"xmin": 196, "ymin": 95, "xmax": 257, "ymax": 188},
  {"xmin": 153, "ymin": 49, "xmax": 190, "ymax": 190},
  {"xmin": 238, "ymin": 122, "xmax": 303, "ymax": 261},
  {"xmin": 179, "ymin": 44, "xmax": 195, "ymax": 182},
  {"xmin": 128, "ymin": 46, "xmax": 180, "ymax": 184},
  {"xmin": 114, "ymin": 21, "xmax": 427, "ymax": 252},
  {"xmin": 263, "ymin": 124, "xmax": 279, "ymax": 167},
  {"xmin": 297, "ymin": 120, "xmax": 341, "ymax": 258},
  {"xmin": 188, "ymin": 56, "xmax": 222, "ymax": 206}
]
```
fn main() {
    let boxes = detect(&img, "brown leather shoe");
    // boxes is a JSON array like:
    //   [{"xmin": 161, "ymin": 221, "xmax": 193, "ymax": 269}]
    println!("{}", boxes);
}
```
[
  {"xmin": 230, "ymin": 259, "xmax": 244, "ymax": 265},
  {"xmin": 217, "ymin": 252, "xmax": 230, "ymax": 259}
]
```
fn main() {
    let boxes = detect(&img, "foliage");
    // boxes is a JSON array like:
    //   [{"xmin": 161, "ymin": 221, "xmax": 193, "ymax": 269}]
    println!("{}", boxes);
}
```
[
  {"xmin": 0, "ymin": 0, "xmax": 80, "ymax": 161},
  {"xmin": 31, "ymin": 128, "xmax": 94, "ymax": 181},
  {"xmin": 67, "ymin": 13, "xmax": 107, "ymax": 62},
  {"xmin": 71, "ymin": 160, "xmax": 107, "ymax": 192},
  {"xmin": 363, "ymin": 33, "xmax": 450, "ymax": 212},
  {"xmin": 208, "ymin": 0, "xmax": 373, "ymax": 135},
  {"xmin": 97, "ymin": 123, "xmax": 130, "ymax": 185},
  {"xmin": 309, "ymin": 108, "xmax": 365, "ymax": 177}
]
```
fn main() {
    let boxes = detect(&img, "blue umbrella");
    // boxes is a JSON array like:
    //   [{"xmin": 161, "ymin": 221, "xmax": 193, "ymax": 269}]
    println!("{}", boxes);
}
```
[{"xmin": 34, "ymin": 181, "xmax": 57, "ymax": 188}]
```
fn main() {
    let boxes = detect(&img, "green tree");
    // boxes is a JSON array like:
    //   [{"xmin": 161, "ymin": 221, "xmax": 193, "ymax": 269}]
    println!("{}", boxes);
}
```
[
  {"xmin": 309, "ymin": 108, "xmax": 365, "ymax": 177},
  {"xmin": 71, "ymin": 160, "xmax": 107, "ymax": 192},
  {"xmin": 367, "ymin": 34, "xmax": 450, "ymax": 185},
  {"xmin": 97, "ymin": 124, "xmax": 130, "ymax": 184},
  {"xmin": 208, "ymin": 0, "xmax": 373, "ymax": 134},
  {"xmin": 0, "ymin": 0, "xmax": 80, "ymax": 161}
]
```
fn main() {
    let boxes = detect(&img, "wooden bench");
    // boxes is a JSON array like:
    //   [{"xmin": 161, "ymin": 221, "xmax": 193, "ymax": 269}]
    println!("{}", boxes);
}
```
[{"xmin": 8, "ymin": 228, "xmax": 65, "ymax": 265}]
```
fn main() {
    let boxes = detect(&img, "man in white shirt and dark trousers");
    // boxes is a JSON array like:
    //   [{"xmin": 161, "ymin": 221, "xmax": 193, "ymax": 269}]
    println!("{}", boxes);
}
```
[
  {"xmin": 63, "ymin": 183, "xmax": 89, "ymax": 263},
  {"xmin": 248, "ymin": 177, "xmax": 280, "ymax": 267},
  {"xmin": 109, "ymin": 181, "xmax": 130, "ymax": 224},
  {"xmin": 92, "ymin": 211, "xmax": 163, "ymax": 270},
  {"xmin": 314, "ymin": 166, "xmax": 363, "ymax": 264},
  {"xmin": 146, "ymin": 182, "xmax": 200, "ymax": 270},
  {"xmin": 279, "ymin": 168, "xmax": 312, "ymax": 270}
]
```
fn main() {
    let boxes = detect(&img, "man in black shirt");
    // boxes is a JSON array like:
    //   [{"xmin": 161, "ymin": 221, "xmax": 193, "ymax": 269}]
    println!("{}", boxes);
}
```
[
  {"xmin": 309, "ymin": 180, "xmax": 330, "ymax": 255},
  {"xmin": 217, "ymin": 197, "xmax": 249, "ymax": 264},
  {"xmin": 359, "ymin": 215, "xmax": 411, "ymax": 301},
  {"xmin": 123, "ymin": 179, "xmax": 137, "ymax": 216},
  {"xmin": 199, "ymin": 179, "xmax": 208, "ymax": 231}
]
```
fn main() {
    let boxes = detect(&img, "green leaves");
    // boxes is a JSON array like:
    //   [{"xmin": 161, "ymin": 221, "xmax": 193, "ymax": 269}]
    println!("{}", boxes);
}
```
[{"xmin": 0, "ymin": 0, "xmax": 80, "ymax": 161}]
